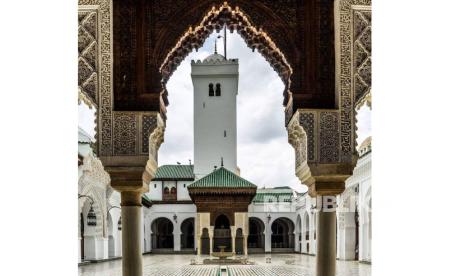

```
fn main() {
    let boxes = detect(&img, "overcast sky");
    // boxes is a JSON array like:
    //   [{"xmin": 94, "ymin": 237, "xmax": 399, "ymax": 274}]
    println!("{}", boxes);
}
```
[{"xmin": 79, "ymin": 31, "xmax": 371, "ymax": 193}]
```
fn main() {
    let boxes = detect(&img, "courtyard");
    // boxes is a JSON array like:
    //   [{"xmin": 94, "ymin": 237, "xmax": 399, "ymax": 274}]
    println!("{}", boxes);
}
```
[{"xmin": 79, "ymin": 254, "xmax": 371, "ymax": 276}]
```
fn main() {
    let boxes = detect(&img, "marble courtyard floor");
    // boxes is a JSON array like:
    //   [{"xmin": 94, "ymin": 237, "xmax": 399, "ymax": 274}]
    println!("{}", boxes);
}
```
[{"xmin": 79, "ymin": 254, "xmax": 371, "ymax": 276}]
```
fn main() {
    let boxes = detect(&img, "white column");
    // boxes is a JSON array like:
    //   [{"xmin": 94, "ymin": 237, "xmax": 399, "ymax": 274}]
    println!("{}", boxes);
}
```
[
  {"xmin": 116, "ymin": 228, "xmax": 122, "ymax": 257},
  {"xmin": 197, "ymin": 235, "xmax": 202, "ymax": 255},
  {"xmin": 209, "ymin": 227, "xmax": 213, "ymax": 255},
  {"xmin": 174, "ymin": 228, "xmax": 181, "ymax": 251},
  {"xmin": 78, "ymin": 238, "xmax": 82, "ymax": 262},
  {"xmin": 98, "ymin": 237, "xmax": 109, "ymax": 259},
  {"xmin": 231, "ymin": 234, "xmax": 236, "ymax": 254},
  {"xmin": 83, "ymin": 236, "xmax": 97, "ymax": 260},
  {"xmin": 265, "ymin": 220, "xmax": 272, "ymax": 253}
]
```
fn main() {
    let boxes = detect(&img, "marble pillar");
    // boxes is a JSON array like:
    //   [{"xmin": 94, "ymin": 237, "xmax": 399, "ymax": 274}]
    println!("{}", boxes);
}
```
[
  {"xmin": 316, "ymin": 206, "xmax": 337, "ymax": 276},
  {"xmin": 121, "ymin": 191, "xmax": 143, "ymax": 276}
]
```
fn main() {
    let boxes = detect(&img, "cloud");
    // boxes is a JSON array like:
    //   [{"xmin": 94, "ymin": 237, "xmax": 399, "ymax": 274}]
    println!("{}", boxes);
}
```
[
  {"xmin": 356, "ymin": 104, "xmax": 372, "ymax": 147},
  {"xmin": 78, "ymin": 103, "xmax": 96, "ymax": 137}
]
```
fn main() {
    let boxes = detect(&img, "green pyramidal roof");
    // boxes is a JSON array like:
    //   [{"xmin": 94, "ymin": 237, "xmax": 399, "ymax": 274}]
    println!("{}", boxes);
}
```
[
  {"xmin": 188, "ymin": 167, "xmax": 256, "ymax": 189},
  {"xmin": 153, "ymin": 165, "xmax": 195, "ymax": 180}
]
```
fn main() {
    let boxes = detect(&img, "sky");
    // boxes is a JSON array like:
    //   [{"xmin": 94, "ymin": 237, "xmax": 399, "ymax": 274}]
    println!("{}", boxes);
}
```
[{"xmin": 78, "ymin": 31, "xmax": 371, "ymax": 193}]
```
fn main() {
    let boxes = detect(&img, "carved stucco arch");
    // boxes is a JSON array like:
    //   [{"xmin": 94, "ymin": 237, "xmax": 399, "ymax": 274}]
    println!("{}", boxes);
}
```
[
  {"xmin": 159, "ymin": 2, "xmax": 293, "ymax": 107},
  {"xmin": 79, "ymin": 153, "xmax": 111, "ymax": 237}
]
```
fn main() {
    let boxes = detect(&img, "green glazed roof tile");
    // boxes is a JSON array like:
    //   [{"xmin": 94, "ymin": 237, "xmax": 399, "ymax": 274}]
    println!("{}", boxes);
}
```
[
  {"xmin": 252, "ymin": 187, "xmax": 294, "ymax": 203},
  {"xmin": 188, "ymin": 167, "xmax": 256, "ymax": 188},
  {"xmin": 153, "ymin": 165, "xmax": 195, "ymax": 180}
]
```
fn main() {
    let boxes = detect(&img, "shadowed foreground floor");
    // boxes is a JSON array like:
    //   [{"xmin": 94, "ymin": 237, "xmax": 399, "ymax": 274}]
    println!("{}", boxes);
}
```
[{"xmin": 79, "ymin": 254, "xmax": 371, "ymax": 276}]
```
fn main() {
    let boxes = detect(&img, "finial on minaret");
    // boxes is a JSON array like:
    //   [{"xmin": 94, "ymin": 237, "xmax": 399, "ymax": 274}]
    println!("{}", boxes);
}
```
[
  {"xmin": 214, "ymin": 38, "xmax": 218, "ymax": 54},
  {"xmin": 223, "ymin": 24, "xmax": 227, "ymax": 59},
  {"xmin": 221, "ymin": 157, "xmax": 224, "ymax": 167}
]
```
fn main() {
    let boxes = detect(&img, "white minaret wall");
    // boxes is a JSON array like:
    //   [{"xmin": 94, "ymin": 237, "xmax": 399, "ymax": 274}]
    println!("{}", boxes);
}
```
[{"xmin": 191, "ymin": 56, "xmax": 239, "ymax": 178}]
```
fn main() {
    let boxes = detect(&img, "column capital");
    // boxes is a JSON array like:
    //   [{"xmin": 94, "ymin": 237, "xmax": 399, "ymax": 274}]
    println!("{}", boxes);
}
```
[
  {"xmin": 121, "ymin": 191, "xmax": 142, "ymax": 207},
  {"xmin": 295, "ymin": 160, "xmax": 353, "ymax": 197},
  {"xmin": 106, "ymin": 166, "xmax": 149, "ymax": 194}
]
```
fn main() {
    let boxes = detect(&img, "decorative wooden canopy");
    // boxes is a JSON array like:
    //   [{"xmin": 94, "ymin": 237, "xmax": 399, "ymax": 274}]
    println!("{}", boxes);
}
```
[
  {"xmin": 113, "ymin": 0, "xmax": 336, "ymax": 120},
  {"xmin": 188, "ymin": 167, "xmax": 256, "ymax": 225}
]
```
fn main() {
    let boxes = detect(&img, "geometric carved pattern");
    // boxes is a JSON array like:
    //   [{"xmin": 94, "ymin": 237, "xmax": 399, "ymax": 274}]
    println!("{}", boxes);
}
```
[
  {"xmin": 79, "ymin": 0, "xmax": 113, "ymax": 156},
  {"xmin": 299, "ymin": 112, "xmax": 315, "ymax": 162},
  {"xmin": 142, "ymin": 115, "xmax": 157, "ymax": 154},
  {"xmin": 78, "ymin": 9, "xmax": 98, "ymax": 106},
  {"xmin": 353, "ymin": 10, "xmax": 372, "ymax": 105},
  {"xmin": 337, "ymin": 0, "xmax": 371, "ymax": 159},
  {"xmin": 113, "ymin": 112, "xmax": 137, "ymax": 155},
  {"xmin": 319, "ymin": 112, "xmax": 340, "ymax": 163}
]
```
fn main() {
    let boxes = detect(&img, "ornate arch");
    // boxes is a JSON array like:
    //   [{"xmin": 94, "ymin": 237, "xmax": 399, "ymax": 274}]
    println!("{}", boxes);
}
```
[
  {"xmin": 159, "ymin": 2, "xmax": 293, "ymax": 106},
  {"xmin": 249, "ymin": 216, "xmax": 266, "ymax": 234}
]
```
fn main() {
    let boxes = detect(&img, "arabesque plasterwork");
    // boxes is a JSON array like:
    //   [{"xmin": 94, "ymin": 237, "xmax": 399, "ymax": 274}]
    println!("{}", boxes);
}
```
[
  {"xmin": 287, "ymin": 0, "xmax": 371, "ymax": 195},
  {"xmin": 78, "ymin": 7, "xmax": 99, "ymax": 107},
  {"xmin": 79, "ymin": 0, "xmax": 113, "ymax": 156},
  {"xmin": 79, "ymin": 0, "xmax": 163, "ymax": 162},
  {"xmin": 78, "ymin": 152, "xmax": 111, "ymax": 237},
  {"xmin": 336, "ymin": 0, "xmax": 371, "ymax": 151}
]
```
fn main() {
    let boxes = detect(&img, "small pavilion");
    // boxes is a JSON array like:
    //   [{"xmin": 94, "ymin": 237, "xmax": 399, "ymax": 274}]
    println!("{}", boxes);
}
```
[{"xmin": 188, "ymin": 166, "xmax": 257, "ymax": 255}]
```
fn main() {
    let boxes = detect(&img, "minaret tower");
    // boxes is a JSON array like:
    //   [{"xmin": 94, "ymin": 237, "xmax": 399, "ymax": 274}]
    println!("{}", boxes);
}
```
[{"xmin": 191, "ymin": 34, "xmax": 239, "ymax": 178}]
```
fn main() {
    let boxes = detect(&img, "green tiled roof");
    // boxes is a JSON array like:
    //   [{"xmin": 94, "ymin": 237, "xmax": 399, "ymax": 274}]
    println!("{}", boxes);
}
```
[
  {"xmin": 188, "ymin": 167, "xmax": 256, "ymax": 188},
  {"xmin": 252, "ymin": 187, "xmax": 294, "ymax": 203},
  {"xmin": 153, "ymin": 165, "xmax": 195, "ymax": 180}
]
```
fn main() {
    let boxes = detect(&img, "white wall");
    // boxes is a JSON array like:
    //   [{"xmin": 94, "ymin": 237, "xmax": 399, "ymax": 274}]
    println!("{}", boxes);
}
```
[
  {"xmin": 191, "ymin": 59, "xmax": 239, "ymax": 177},
  {"xmin": 146, "ymin": 180, "xmax": 193, "ymax": 201},
  {"xmin": 177, "ymin": 181, "xmax": 192, "ymax": 200}
]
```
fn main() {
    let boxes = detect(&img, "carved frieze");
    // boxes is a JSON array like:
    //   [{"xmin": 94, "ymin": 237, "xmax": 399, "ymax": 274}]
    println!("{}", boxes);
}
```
[
  {"xmin": 141, "ymin": 114, "xmax": 158, "ymax": 154},
  {"xmin": 78, "ymin": 9, "xmax": 98, "ymax": 106},
  {"xmin": 79, "ymin": 0, "xmax": 113, "ymax": 156},
  {"xmin": 353, "ymin": 9, "xmax": 372, "ymax": 106},
  {"xmin": 299, "ymin": 112, "xmax": 315, "ymax": 162},
  {"xmin": 337, "ymin": 0, "xmax": 371, "ymax": 154},
  {"xmin": 113, "ymin": 112, "xmax": 137, "ymax": 155},
  {"xmin": 288, "ymin": 110, "xmax": 341, "ymax": 167},
  {"xmin": 319, "ymin": 112, "xmax": 340, "ymax": 163}
]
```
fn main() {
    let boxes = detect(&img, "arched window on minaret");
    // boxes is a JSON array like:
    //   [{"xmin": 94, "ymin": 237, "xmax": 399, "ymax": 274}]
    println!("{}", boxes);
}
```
[
  {"xmin": 215, "ymin": 83, "xmax": 221, "ymax": 96},
  {"xmin": 208, "ymin": 83, "xmax": 214, "ymax": 96}
]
